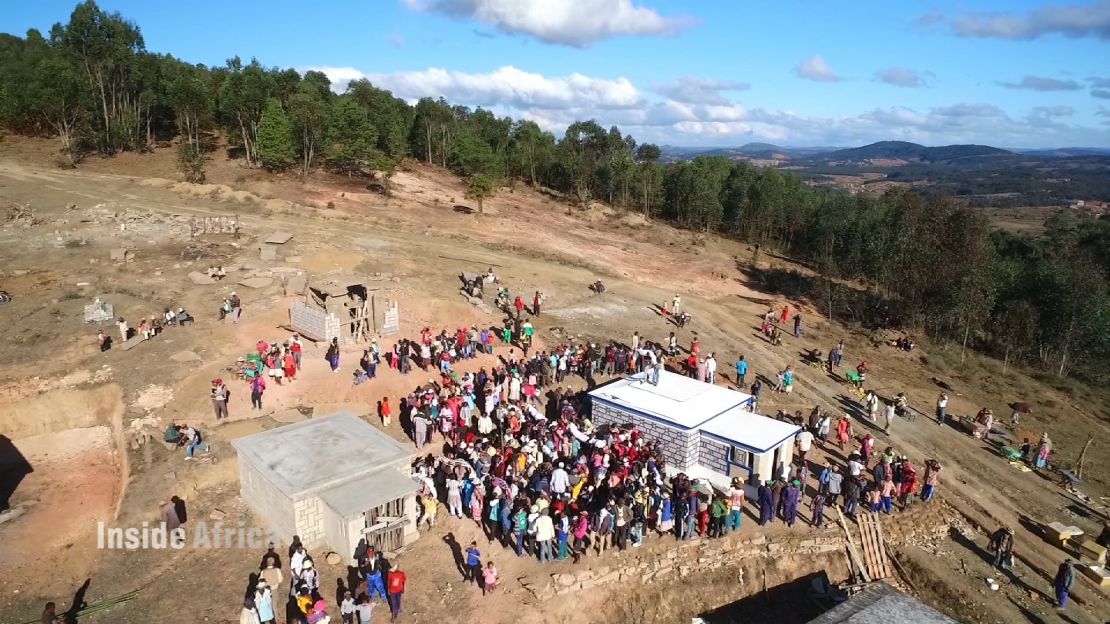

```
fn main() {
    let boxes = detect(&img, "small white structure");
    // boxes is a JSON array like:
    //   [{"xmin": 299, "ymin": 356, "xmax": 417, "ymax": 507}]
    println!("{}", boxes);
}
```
[
  {"xmin": 231, "ymin": 411, "xmax": 419, "ymax": 559},
  {"xmin": 589, "ymin": 371, "xmax": 799, "ymax": 490}
]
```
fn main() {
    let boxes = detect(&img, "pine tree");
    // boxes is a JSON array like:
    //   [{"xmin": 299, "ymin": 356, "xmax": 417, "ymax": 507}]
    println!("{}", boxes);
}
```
[{"xmin": 256, "ymin": 98, "xmax": 294, "ymax": 171}]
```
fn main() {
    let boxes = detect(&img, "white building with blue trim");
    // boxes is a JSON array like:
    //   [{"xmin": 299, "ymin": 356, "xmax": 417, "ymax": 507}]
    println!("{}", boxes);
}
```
[{"xmin": 589, "ymin": 370, "xmax": 800, "ymax": 491}]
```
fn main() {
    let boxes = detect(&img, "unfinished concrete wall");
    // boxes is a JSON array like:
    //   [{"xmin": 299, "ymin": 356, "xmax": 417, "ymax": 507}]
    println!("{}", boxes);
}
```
[
  {"xmin": 289, "ymin": 301, "xmax": 340, "ymax": 343},
  {"xmin": 239, "ymin": 460, "xmax": 296, "ymax": 543}
]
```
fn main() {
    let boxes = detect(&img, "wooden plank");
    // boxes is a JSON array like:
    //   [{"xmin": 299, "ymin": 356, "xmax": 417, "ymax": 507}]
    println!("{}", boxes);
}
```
[
  {"xmin": 837, "ymin": 508, "xmax": 871, "ymax": 583},
  {"xmin": 858, "ymin": 515, "xmax": 880, "ymax": 579},
  {"xmin": 874, "ymin": 519, "xmax": 891, "ymax": 578}
]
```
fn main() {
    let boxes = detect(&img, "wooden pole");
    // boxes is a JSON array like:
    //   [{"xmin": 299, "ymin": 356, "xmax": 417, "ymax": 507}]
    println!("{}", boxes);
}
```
[
  {"xmin": 438, "ymin": 255, "xmax": 503, "ymax": 267},
  {"xmin": 1074, "ymin": 434, "xmax": 1094, "ymax": 479}
]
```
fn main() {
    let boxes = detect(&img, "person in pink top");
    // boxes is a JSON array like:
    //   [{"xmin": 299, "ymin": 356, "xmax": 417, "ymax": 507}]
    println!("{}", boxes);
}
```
[{"xmin": 481, "ymin": 561, "xmax": 499, "ymax": 595}]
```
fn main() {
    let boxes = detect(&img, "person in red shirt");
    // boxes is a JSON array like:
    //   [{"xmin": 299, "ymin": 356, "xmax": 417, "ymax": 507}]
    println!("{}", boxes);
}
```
[
  {"xmin": 380, "ymin": 397, "xmax": 392, "ymax": 427},
  {"xmin": 387, "ymin": 567, "xmax": 407, "ymax": 621},
  {"xmin": 533, "ymin": 290, "xmax": 542, "ymax": 316}
]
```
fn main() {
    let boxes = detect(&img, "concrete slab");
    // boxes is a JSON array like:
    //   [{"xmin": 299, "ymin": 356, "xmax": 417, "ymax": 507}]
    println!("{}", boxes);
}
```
[
  {"xmin": 121, "ymin": 335, "xmax": 147, "ymax": 351},
  {"xmin": 284, "ymin": 274, "xmax": 307, "ymax": 296},
  {"xmin": 231, "ymin": 411, "xmax": 413, "ymax": 497},
  {"xmin": 239, "ymin": 277, "xmax": 274, "ymax": 289},
  {"xmin": 259, "ymin": 245, "xmax": 277, "ymax": 261},
  {"xmin": 264, "ymin": 232, "xmax": 294, "ymax": 245}
]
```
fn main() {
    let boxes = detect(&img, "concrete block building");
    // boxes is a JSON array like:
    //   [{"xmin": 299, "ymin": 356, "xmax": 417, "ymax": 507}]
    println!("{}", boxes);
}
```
[
  {"xmin": 231, "ymin": 411, "xmax": 419, "ymax": 559},
  {"xmin": 589, "ymin": 371, "xmax": 799, "ymax": 490}
]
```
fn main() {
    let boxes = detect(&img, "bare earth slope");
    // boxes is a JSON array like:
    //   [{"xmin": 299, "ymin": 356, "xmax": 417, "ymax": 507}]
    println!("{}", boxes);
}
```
[{"xmin": 0, "ymin": 138, "xmax": 1107, "ymax": 624}]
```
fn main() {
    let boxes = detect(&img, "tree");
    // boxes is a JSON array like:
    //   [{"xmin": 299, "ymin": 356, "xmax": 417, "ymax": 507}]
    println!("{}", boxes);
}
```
[
  {"xmin": 51, "ymin": 0, "xmax": 146, "ymax": 153},
  {"xmin": 466, "ymin": 173, "xmax": 496, "ymax": 214},
  {"xmin": 256, "ymin": 97, "xmax": 294, "ymax": 171},
  {"xmin": 509, "ymin": 120, "xmax": 555, "ymax": 187},
  {"xmin": 289, "ymin": 87, "xmax": 328, "ymax": 175},
  {"xmin": 324, "ymin": 96, "xmax": 378, "ymax": 176},
  {"xmin": 177, "ymin": 143, "xmax": 205, "ymax": 182},
  {"xmin": 26, "ymin": 52, "xmax": 86, "ymax": 165},
  {"xmin": 635, "ymin": 143, "xmax": 662, "ymax": 215},
  {"xmin": 218, "ymin": 58, "xmax": 272, "ymax": 167},
  {"xmin": 169, "ymin": 71, "xmax": 209, "ymax": 150}
]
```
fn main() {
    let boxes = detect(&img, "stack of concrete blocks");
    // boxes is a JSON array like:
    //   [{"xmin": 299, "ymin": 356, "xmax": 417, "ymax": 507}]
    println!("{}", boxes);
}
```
[
  {"xmin": 289, "ymin": 300, "xmax": 340, "ymax": 343},
  {"xmin": 293, "ymin": 496, "xmax": 326, "ymax": 546},
  {"xmin": 590, "ymin": 400, "xmax": 699, "ymax": 472}
]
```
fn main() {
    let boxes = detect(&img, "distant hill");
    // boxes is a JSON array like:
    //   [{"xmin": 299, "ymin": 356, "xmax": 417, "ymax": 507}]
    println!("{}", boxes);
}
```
[
  {"xmin": 1017, "ymin": 147, "xmax": 1110, "ymax": 158},
  {"xmin": 817, "ymin": 141, "xmax": 1013, "ymax": 163}
]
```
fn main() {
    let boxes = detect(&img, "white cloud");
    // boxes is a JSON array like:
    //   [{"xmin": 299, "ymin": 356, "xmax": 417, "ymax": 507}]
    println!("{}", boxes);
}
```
[
  {"xmin": 308, "ymin": 64, "xmax": 1110, "ymax": 147},
  {"xmin": 306, "ymin": 66, "xmax": 373, "ymax": 92},
  {"xmin": 1000, "ymin": 75, "xmax": 1082, "ymax": 91},
  {"xmin": 794, "ymin": 56, "xmax": 842, "ymax": 83},
  {"xmin": 654, "ymin": 77, "xmax": 750, "ymax": 105},
  {"xmin": 366, "ymin": 65, "xmax": 642, "ymax": 109},
  {"xmin": 402, "ymin": 0, "xmax": 691, "ymax": 47},
  {"xmin": 874, "ymin": 67, "xmax": 930, "ymax": 88},
  {"xmin": 946, "ymin": 0, "xmax": 1110, "ymax": 40}
]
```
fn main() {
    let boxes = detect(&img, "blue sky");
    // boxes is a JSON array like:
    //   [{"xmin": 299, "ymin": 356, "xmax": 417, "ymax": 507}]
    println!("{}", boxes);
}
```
[{"xmin": 5, "ymin": 0, "xmax": 1110, "ymax": 147}]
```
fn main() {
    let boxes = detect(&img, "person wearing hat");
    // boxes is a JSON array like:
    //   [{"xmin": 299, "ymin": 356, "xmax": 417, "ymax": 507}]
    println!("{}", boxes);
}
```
[
  {"xmin": 254, "ymin": 580, "xmax": 276, "ymax": 624},
  {"xmin": 989, "ymin": 526, "xmax": 1015, "ymax": 570},
  {"xmin": 363, "ymin": 545, "xmax": 387, "ymax": 601},
  {"xmin": 211, "ymin": 379, "xmax": 229, "ymax": 420},
  {"xmin": 783, "ymin": 480, "xmax": 802, "ymax": 527}
]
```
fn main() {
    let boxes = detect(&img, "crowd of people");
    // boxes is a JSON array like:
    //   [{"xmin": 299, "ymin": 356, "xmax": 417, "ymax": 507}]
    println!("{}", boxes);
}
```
[{"xmin": 238, "ymin": 538, "xmax": 408, "ymax": 624}]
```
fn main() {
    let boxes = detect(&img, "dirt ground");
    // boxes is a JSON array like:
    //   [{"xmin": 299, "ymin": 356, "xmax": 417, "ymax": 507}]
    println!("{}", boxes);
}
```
[{"xmin": 0, "ymin": 136, "xmax": 1107, "ymax": 624}]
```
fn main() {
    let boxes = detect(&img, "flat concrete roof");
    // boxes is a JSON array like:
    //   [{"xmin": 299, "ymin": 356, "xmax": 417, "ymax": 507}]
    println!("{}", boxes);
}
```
[
  {"xmin": 231, "ymin": 411, "xmax": 413, "ymax": 498},
  {"xmin": 698, "ymin": 407, "xmax": 801, "ymax": 454},
  {"xmin": 588, "ymin": 370, "xmax": 753, "ymax": 429},
  {"xmin": 319, "ymin": 471, "xmax": 420, "ymax": 517}
]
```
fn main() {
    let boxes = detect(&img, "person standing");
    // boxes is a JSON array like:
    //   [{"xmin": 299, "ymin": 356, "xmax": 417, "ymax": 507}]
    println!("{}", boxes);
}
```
[
  {"xmin": 921, "ymin": 459, "xmax": 941, "ymax": 502},
  {"xmin": 783, "ymin": 480, "xmax": 802, "ymax": 527},
  {"xmin": 327, "ymin": 338, "xmax": 341, "ymax": 373},
  {"xmin": 735, "ymin": 356, "xmax": 748, "ymax": 387},
  {"xmin": 672, "ymin": 294, "xmax": 682, "ymax": 316},
  {"xmin": 796, "ymin": 428, "xmax": 815, "ymax": 469},
  {"xmin": 936, "ymin": 393, "xmax": 948, "ymax": 426},
  {"xmin": 363, "ymin": 547, "xmax": 387, "ymax": 601},
  {"xmin": 255, "ymin": 581, "xmax": 276, "ymax": 624},
  {"xmin": 250, "ymin": 374, "xmax": 266, "ymax": 410},
  {"xmin": 882, "ymin": 400, "xmax": 895, "ymax": 434},
  {"xmin": 380, "ymin": 397, "xmax": 392, "ymax": 427},
  {"xmin": 118, "ymin": 317, "xmax": 129, "ymax": 342},
  {"xmin": 533, "ymin": 291, "xmax": 543, "ymax": 316},
  {"xmin": 705, "ymin": 353, "xmax": 718, "ymax": 385},
  {"xmin": 1054, "ymin": 559, "xmax": 1075, "ymax": 609},
  {"xmin": 386, "ymin": 567, "xmax": 406, "ymax": 621},
  {"xmin": 726, "ymin": 479, "xmax": 745, "ymax": 534},
  {"xmin": 758, "ymin": 481, "xmax": 774, "ymax": 526},
  {"xmin": 810, "ymin": 491, "xmax": 827, "ymax": 528},
  {"xmin": 211, "ymin": 379, "xmax": 229, "ymax": 420},
  {"xmin": 464, "ymin": 541, "xmax": 482, "ymax": 584},
  {"xmin": 989, "ymin": 527, "xmax": 1015, "ymax": 570},
  {"xmin": 793, "ymin": 313, "xmax": 803, "ymax": 337},
  {"xmin": 535, "ymin": 510, "xmax": 555, "ymax": 563},
  {"xmin": 229, "ymin": 292, "xmax": 242, "ymax": 323},
  {"xmin": 482, "ymin": 561, "xmax": 499, "ymax": 595}
]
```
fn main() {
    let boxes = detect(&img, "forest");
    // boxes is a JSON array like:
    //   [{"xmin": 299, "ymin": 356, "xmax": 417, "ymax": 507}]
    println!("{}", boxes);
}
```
[{"xmin": 1, "ymin": 1, "xmax": 1108, "ymax": 382}]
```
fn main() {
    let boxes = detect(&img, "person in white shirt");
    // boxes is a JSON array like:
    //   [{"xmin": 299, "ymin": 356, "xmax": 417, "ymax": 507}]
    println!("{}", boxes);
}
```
[
  {"xmin": 706, "ymin": 353, "xmax": 718, "ymax": 384},
  {"xmin": 936, "ymin": 393, "xmax": 949, "ymax": 426},
  {"xmin": 796, "ymin": 429, "xmax": 815, "ymax": 466},
  {"xmin": 551, "ymin": 463, "xmax": 569, "ymax": 495},
  {"xmin": 883, "ymin": 401, "xmax": 896, "ymax": 434}
]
